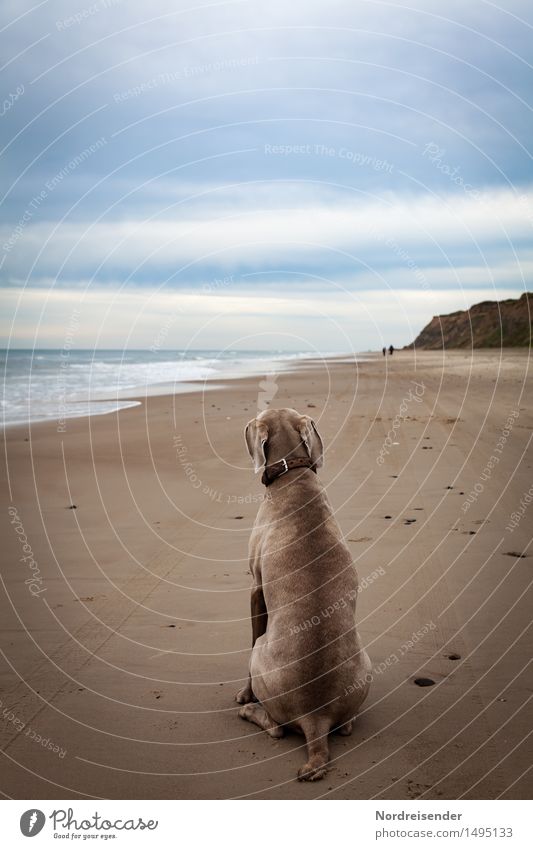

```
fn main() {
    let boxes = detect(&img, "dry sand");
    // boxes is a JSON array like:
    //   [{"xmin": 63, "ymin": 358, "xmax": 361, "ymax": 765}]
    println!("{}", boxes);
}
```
[{"xmin": 1, "ymin": 350, "xmax": 532, "ymax": 799}]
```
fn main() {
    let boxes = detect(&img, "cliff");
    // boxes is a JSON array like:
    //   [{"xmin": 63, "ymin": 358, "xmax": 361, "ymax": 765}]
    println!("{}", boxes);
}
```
[{"xmin": 406, "ymin": 292, "xmax": 532, "ymax": 349}]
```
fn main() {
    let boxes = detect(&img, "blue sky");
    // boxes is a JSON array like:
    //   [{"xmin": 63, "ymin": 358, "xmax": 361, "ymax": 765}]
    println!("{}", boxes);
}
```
[{"xmin": 1, "ymin": 0, "xmax": 532, "ymax": 350}]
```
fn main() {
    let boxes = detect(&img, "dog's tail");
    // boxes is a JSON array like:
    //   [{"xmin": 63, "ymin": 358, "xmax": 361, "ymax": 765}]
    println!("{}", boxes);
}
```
[{"xmin": 297, "ymin": 715, "xmax": 331, "ymax": 782}]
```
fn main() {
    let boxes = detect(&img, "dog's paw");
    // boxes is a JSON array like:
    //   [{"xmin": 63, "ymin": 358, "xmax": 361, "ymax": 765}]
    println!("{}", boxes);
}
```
[
  {"xmin": 297, "ymin": 762, "xmax": 328, "ymax": 782},
  {"xmin": 235, "ymin": 686, "xmax": 255, "ymax": 705}
]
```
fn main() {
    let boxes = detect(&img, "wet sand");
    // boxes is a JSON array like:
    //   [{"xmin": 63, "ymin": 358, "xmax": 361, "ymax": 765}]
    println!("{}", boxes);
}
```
[{"xmin": 1, "ymin": 350, "xmax": 532, "ymax": 799}]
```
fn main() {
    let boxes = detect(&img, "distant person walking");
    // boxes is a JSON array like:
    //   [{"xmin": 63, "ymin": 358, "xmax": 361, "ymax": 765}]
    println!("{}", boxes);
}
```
[
  {"xmin": 382, "ymin": 347, "xmax": 386, "ymax": 357},
  {"xmin": 389, "ymin": 344, "xmax": 394, "ymax": 356}
]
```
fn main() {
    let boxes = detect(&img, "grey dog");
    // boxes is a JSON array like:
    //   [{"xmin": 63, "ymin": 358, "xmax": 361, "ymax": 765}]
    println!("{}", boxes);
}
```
[{"xmin": 236, "ymin": 408, "xmax": 371, "ymax": 781}]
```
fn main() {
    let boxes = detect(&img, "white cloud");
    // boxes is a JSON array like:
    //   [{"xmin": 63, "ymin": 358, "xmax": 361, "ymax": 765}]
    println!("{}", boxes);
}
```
[
  {"xmin": 2, "ymin": 186, "xmax": 531, "ymax": 280},
  {"xmin": 2, "ymin": 283, "xmax": 525, "ymax": 350}
]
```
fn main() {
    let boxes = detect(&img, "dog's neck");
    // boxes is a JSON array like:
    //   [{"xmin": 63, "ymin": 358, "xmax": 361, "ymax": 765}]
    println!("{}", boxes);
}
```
[{"xmin": 261, "ymin": 456, "xmax": 316, "ymax": 487}]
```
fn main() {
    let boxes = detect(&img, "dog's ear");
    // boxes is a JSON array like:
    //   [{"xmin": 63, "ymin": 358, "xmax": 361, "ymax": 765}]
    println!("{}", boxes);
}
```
[
  {"xmin": 298, "ymin": 416, "xmax": 324, "ymax": 468},
  {"xmin": 244, "ymin": 418, "xmax": 269, "ymax": 473}
]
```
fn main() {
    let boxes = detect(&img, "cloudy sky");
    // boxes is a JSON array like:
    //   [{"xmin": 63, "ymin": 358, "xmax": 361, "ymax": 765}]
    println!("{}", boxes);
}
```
[{"xmin": 1, "ymin": 0, "xmax": 532, "ymax": 351}]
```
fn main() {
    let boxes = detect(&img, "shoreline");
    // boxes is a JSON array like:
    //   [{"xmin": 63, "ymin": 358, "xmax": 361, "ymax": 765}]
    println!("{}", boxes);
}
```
[
  {"xmin": 1, "ymin": 349, "xmax": 368, "ymax": 431},
  {"xmin": 1, "ymin": 349, "xmax": 531, "ymax": 799},
  {"xmin": 5, "ymin": 345, "xmax": 528, "ymax": 434}
]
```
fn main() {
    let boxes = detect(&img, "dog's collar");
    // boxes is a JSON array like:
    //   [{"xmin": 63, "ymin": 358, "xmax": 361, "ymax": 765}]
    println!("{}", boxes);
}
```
[{"xmin": 261, "ymin": 457, "xmax": 316, "ymax": 487}]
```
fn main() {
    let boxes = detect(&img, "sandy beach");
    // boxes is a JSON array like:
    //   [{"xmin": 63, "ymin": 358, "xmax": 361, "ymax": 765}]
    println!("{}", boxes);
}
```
[{"xmin": 1, "ymin": 349, "xmax": 532, "ymax": 800}]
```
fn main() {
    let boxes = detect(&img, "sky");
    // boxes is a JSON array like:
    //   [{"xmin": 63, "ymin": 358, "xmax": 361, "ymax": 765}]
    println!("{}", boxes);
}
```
[{"xmin": 1, "ymin": 0, "xmax": 532, "ymax": 351}]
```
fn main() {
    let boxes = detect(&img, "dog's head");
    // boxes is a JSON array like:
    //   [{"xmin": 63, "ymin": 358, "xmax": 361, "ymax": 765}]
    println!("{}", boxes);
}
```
[{"xmin": 244, "ymin": 408, "xmax": 323, "ymax": 473}]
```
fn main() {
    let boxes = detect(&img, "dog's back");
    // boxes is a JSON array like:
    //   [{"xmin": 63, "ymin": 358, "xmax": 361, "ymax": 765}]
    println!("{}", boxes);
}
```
[
  {"xmin": 251, "ymin": 473, "xmax": 370, "ymax": 731},
  {"xmin": 239, "ymin": 407, "xmax": 371, "ymax": 780}
]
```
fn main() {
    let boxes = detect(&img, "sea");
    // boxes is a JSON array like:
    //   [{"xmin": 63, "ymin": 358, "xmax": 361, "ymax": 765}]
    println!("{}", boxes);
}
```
[{"xmin": 1, "ymin": 349, "xmax": 339, "ymax": 427}]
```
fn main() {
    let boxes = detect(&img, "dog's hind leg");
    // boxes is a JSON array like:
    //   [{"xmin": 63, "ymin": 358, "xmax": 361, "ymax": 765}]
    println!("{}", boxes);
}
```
[
  {"xmin": 235, "ymin": 682, "xmax": 256, "ymax": 705},
  {"xmin": 297, "ymin": 716, "xmax": 331, "ymax": 781},
  {"xmin": 336, "ymin": 719, "xmax": 353, "ymax": 736},
  {"xmin": 239, "ymin": 702, "xmax": 284, "ymax": 739},
  {"xmin": 236, "ymin": 585, "xmax": 267, "ymax": 705}
]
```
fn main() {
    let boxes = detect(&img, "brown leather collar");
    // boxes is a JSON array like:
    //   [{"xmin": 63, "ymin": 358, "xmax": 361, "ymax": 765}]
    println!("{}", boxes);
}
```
[{"xmin": 261, "ymin": 457, "xmax": 316, "ymax": 486}]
